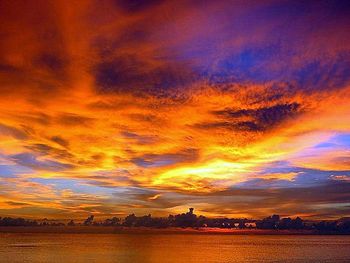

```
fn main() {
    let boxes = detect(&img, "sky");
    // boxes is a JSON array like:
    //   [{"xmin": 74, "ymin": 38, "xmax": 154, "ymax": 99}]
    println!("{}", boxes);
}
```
[{"xmin": 0, "ymin": 0, "xmax": 350, "ymax": 220}]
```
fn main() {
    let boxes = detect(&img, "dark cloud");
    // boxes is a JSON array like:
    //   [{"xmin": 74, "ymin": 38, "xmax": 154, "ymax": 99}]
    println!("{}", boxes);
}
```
[
  {"xmin": 0, "ymin": 63, "xmax": 21, "ymax": 73},
  {"xmin": 86, "ymin": 175, "xmax": 140, "ymax": 189},
  {"xmin": 6, "ymin": 201, "xmax": 30, "ymax": 207},
  {"xmin": 194, "ymin": 121, "xmax": 240, "ymax": 131},
  {"xmin": 0, "ymin": 123, "xmax": 28, "ymax": 140},
  {"xmin": 87, "ymin": 100, "xmax": 134, "ymax": 111},
  {"xmin": 128, "ymin": 113, "xmax": 160, "ymax": 123},
  {"xmin": 25, "ymin": 143, "xmax": 73, "ymax": 160},
  {"xmin": 116, "ymin": 0, "xmax": 164, "ymax": 13},
  {"xmin": 193, "ymin": 180, "xmax": 350, "ymax": 218},
  {"xmin": 0, "ymin": 0, "xmax": 70, "ymax": 97},
  {"xmin": 91, "ymin": 23, "xmax": 151, "ymax": 59},
  {"xmin": 50, "ymin": 136, "xmax": 69, "ymax": 148},
  {"xmin": 94, "ymin": 55, "xmax": 197, "ymax": 97},
  {"xmin": 216, "ymin": 103, "xmax": 300, "ymax": 126},
  {"xmin": 196, "ymin": 103, "xmax": 301, "ymax": 132},
  {"xmin": 213, "ymin": 180, "xmax": 350, "ymax": 205},
  {"xmin": 294, "ymin": 54, "xmax": 350, "ymax": 92},
  {"xmin": 112, "ymin": 187, "xmax": 184, "ymax": 209},
  {"xmin": 10, "ymin": 152, "xmax": 74, "ymax": 171},
  {"xmin": 130, "ymin": 148, "xmax": 199, "ymax": 168},
  {"xmin": 114, "ymin": 187, "xmax": 157, "ymax": 199},
  {"xmin": 121, "ymin": 131, "xmax": 158, "ymax": 145},
  {"xmin": 33, "ymin": 52, "xmax": 67, "ymax": 73},
  {"xmin": 57, "ymin": 113, "xmax": 94, "ymax": 126},
  {"xmin": 14, "ymin": 112, "xmax": 51, "ymax": 126},
  {"xmin": 207, "ymin": 49, "xmax": 346, "ymax": 93},
  {"xmin": 248, "ymin": 83, "xmax": 296, "ymax": 106},
  {"xmin": 215, "ymin": 103, "xmax": 297, "ymax": 118}
]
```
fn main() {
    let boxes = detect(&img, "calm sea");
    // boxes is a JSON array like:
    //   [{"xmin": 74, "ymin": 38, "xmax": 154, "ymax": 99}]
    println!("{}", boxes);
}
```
[{"xmin": 0, "ymin": 233, "xmax": 350, "ymax": 262}]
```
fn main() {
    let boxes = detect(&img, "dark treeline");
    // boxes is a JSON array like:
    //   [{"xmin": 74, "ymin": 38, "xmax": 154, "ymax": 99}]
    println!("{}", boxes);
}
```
[
  {"xmin": 0, "ymin": 217, "xmax": 38, "ymax": 227},
  {"xmin": 80, "ymin": 208, "xmax": 254, "ymax": 229},
  {"xmin": 256, "ymin": 214, "xmax": 350, "ymax": 233},
  {"xmin": 121, "ymin": 208, "xmax": 254, "ymax": 228},
  {"xmin": 1, "ymin": 208, "xmax": 350, "ymax": 233},
  {"xmin": 0, "ymin": 217, "xmax": 64, "ymax": 227}
]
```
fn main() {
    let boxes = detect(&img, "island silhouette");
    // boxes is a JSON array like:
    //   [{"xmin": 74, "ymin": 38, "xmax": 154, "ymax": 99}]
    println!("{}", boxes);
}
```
[{"xmin": 1, "ymin": 208, "xmax": 350, "ymax": 234}]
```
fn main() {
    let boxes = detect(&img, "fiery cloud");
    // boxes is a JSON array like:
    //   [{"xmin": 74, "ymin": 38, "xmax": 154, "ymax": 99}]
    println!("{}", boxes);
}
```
[{"xmin": 0, "ymin": 0, "xmax": 350, "ymax": 219}]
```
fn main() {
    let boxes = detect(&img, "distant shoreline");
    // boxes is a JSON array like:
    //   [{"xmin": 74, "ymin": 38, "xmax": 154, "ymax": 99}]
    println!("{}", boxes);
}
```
[{"xmin": 0, "ymin": 226, "xmax": 348, "ymax": 235}]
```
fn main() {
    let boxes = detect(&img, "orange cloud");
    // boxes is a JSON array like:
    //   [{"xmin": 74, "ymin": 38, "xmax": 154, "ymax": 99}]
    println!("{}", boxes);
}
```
[{"xmin": 0, "ymin": 0, "xmax": 349, "ymax": 219}]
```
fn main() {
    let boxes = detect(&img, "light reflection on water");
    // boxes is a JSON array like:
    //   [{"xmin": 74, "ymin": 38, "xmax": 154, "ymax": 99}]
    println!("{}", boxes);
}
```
[{"xmin": 1, "ymin": 233, "xmax": 350, "ymax": 263}]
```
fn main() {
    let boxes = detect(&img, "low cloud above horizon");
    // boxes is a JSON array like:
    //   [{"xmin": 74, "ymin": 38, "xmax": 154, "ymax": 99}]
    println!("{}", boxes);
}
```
[{"xmin": 0, "ymin": 0, "xmax": 350, "ymax": 220}]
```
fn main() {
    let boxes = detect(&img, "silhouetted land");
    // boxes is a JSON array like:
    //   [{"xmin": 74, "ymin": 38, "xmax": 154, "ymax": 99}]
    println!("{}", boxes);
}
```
[{"xmin": 1, "ymin": 208, "xmax": 350, "ymax": 234}]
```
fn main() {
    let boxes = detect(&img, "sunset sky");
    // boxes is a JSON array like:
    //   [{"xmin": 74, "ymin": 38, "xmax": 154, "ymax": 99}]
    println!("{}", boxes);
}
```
[{"xmin": 0, "ymin": 0, "xmax": 350, "ymax": 220}]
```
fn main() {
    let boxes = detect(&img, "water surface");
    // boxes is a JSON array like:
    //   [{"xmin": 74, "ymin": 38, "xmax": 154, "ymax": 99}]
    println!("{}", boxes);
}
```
[{"xmin": 1, "ymin": 233, "xmax": 350, "ymax": 262}]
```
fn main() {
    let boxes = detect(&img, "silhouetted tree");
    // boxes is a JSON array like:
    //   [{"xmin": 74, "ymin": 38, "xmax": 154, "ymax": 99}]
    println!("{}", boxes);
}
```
[
  {"xmin": 278, "ymin": 217, "xmax": 292, "ymax": 229},
  {"xmin": 313, "ymin": 221, "xmax": 337, "ymax": 232},
  {"xmin": 103, "ymin": 217, "xmax": 120, "ymax": 226},
  {"xmin": 338, "ymin": 219, "xmax": 350, "ymax": 233},
  {"xmin": 291, "ymin": 217, "xmax": 304, "ymax": 229},
  {"xmin": 174, "ymin": 208, "xmax": 197, "ymax": 228},
  {"xmin": 123, "ymin": 214, "xmax": 137, "ymax": 227},
  {"xmin": 195, "ymin": 215, "xmax": 207, "ymax": 228},
  {"xmin": 0, "ymin": 217, "xmax": 38, "ymax": 226},
  {"xmin": 83, "ymin": 215, "xmax": 94, "ymax": 226},
  {"xmin": 135, "ymin": 214, "xmax": 153, "ymax": 227},
  {"xmin": 256, "ymin": 215, "xmax": 280, "ymax": 229},
  {"xmin": 238, "ymin": 220, "xmax": 246, "ymax": 229}
]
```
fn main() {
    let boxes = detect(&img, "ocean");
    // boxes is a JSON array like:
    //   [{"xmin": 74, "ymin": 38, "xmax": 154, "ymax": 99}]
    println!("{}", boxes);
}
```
[{"xmin": 0, "ymin": 233, "xmax": 349, "ymax": 262}]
